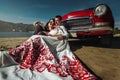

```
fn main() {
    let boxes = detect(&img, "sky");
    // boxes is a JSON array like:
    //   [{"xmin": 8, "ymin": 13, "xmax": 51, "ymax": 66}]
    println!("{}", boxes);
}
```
[{"xmin": 0, "ymin": 0, "xmax": 120, "ymax": 28}]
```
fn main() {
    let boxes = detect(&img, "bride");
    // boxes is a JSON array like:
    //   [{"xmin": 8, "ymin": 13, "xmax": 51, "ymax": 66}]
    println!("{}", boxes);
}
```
[{"xmin": 0, "ymin": 16, "xmax": 98, "ymax": 80}]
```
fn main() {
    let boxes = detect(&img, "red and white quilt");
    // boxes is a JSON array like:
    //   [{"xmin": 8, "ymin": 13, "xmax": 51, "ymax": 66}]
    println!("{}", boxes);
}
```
[{"xmin": 0, "ymin": 35, "xmax": 97, "ymax": 80}]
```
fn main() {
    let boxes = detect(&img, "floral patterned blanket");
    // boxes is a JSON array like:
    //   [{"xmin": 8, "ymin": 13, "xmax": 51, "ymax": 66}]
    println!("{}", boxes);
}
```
[{"xmin": 0, "ymin": 35, "xmax": 97, "ymax": 80}]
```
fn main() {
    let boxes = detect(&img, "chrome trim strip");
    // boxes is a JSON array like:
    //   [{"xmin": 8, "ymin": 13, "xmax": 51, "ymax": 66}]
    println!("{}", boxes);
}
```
[
  {"xmin": 66, "ymin": 16, "xmax": 92, "ymax": 20},
  {"xmin": 94, "ymin": 22, "xmax": 110, "ymax": 27},
  {"xmin": 68, "ymin": 27, "xmax": 113, "ymax": 32}
]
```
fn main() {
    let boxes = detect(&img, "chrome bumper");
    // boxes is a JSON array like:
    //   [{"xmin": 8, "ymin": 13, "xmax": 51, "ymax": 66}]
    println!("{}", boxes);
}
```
[{"xmin": 68, "ymin": 27, "xmax": 113, "ymax": 32}]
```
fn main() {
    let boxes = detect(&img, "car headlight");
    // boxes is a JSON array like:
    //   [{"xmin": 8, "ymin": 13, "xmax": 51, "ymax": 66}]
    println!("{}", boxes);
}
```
[{"xmin": 94, "ymin": 4, "xmax": 107, "ymax": 16}]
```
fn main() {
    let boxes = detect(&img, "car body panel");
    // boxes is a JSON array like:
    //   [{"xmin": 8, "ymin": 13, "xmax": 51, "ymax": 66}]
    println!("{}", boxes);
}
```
[{"xmin": 62, "ymin": 4, "xmax": 114, "ymax": 38}]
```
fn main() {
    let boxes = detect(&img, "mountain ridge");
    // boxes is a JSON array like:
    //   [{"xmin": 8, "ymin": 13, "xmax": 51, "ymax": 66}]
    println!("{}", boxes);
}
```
[{"xmin": 0, "ymin": 20, "xmax": 34, "ymax": 32}]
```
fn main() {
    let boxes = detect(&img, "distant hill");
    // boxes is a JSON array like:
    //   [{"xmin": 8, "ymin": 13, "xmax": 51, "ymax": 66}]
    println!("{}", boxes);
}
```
[{"xmin": 0, "ymin": 20, "xmax": 34, "ymax": 32}]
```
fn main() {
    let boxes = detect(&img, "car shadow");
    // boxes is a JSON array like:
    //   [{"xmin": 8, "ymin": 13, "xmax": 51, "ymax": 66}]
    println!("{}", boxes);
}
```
[
  {"xmin": 69, "ymin": 37, "xmax": 120, "ymax": 51},
  {"xmin": 82, "ymin": 37, "xmax": 120, "ymax": 49},
  {"xmin": 68, "ymin": 40, "xmax": 83, "ymax": 51}
]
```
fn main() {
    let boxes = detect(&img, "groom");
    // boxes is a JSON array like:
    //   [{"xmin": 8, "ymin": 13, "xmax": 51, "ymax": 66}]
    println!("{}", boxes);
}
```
[{"xmin": 54, "ymin": 15, "xmax": 69, "ymax": 40}]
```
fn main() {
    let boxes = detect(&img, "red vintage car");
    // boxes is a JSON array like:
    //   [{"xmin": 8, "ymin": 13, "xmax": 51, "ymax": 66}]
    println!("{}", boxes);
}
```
[{"xmin": 62, "ymin": 3, "xmax": 114, "ymax": 45}]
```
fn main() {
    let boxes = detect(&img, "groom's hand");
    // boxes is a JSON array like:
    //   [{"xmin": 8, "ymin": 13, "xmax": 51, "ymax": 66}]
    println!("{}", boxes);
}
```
[{"xmin": 57, "ymin": 35, "xmax": 63, "ymax": 40}]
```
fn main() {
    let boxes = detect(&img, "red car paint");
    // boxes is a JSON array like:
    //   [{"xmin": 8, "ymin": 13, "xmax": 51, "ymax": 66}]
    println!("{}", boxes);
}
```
[{"xmin": 62, "ymin": 4, "xmax": 114, "ymax": 38}]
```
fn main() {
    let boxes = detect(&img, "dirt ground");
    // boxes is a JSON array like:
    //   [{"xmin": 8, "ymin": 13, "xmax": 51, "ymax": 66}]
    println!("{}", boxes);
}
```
[{"xmin": 0, "ymin": 37, "xmax": 120, "ymax": 80}]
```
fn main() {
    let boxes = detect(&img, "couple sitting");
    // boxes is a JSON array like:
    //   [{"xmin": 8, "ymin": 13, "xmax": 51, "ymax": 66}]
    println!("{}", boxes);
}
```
[
  {"xmin": 33, "ymin": 15, "xmax": 68, "ymax": 40},
  {"xmin": 0, "ymin": 15, "xmax": 99, "ymax": 80}
]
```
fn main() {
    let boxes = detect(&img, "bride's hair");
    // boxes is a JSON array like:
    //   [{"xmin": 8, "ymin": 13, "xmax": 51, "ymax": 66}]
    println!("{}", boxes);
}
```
[{"xmin": 44, "ymin": 18, "xmax": 55, "ymax": 31}]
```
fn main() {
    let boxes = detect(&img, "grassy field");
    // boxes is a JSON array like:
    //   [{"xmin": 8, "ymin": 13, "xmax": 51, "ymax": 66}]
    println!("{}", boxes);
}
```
[
  {"xmin": 0, "ymin": 37, "xmax": 28, "ymax": 51},
  {"xmin": 0, "ymin": 37, "xmax": 120, "ymax": 80}
]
